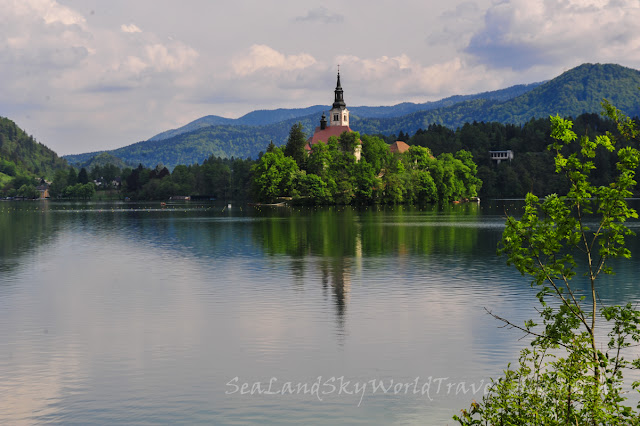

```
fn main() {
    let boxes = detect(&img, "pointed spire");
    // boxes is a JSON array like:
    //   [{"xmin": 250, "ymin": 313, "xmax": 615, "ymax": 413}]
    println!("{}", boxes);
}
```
[{"xmin": 333, "ymin": 67, "xmax": 345, "ymax": 109}]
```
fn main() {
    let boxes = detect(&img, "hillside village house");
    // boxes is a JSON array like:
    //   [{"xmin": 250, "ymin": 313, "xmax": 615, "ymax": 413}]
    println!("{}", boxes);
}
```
[{"xmin": 489, "ymin": 150, "xmax": 514, "ymax": 164}]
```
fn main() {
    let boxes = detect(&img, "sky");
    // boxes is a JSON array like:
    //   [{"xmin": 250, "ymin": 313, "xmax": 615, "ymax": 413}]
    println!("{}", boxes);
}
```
[{"xmin": 2, "ymin": 0, "xmax": 640, "ymax": 155}]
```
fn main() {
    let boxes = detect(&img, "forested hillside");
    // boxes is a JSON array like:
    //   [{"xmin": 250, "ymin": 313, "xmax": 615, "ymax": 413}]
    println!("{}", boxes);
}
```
[
  {"xmin": 0, "ymin": 116, "xmax": 69, "ymax": 197},
  {"xmin": 66, "ymin": 117, "xmax": 320, "ymax": 170},
  {"xmin": 354, "ymin": 64, "xmax": 640, "ymax": 136},
  {"xmin": 146, "ymin": 82, "xmax": 543, "ymax": 142},
  {"xmin": 64, "ymin": 63, "xmax": 640, "ymax": 173},
  {"xmin": 406, "ymin": 112, "xmax": 635, "ymax": 198},
  {"xmin": 70, "ymin": 152, "xmax": 133, "ymax": 171},
  {"xmin": 0, "ymin": 117, "xmax": 68, "ymax": 178}
]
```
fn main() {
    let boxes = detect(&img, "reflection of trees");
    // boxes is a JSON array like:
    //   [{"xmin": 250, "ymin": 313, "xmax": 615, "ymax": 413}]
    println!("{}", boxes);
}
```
[
  {"xmin": 253, "ymin": 204, "xmax": 485, "ymax": 334},
  {"xmin": 0, "ymin": 202, "xmax": 58, "ymax": 275},
  {"xmin": 253, "ymin": 204, "xmax": 483, "ymax": 258}
]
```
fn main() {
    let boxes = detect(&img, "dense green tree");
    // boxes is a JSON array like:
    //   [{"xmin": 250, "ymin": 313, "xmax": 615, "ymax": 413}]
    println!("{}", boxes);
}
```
[
  {"xmin": 78, "ymin": 167, "xmax": 89, "ymax": 184},
  {"xmin": 456, "ymin": 105, "xmax": 640, "ymax": 424},
  {"xmin": 49, "ymin": 169, "xmax": 69, "ymax": 198},
  {"xmin": 361, "ymin": 134, "xmax": 391, "ymax": 172},
  {"xmin": 306, "ymin": 141, "xmax": 332, "ymax": 178},
  {"xmin": 283, "ymin": 122, "xmax": 307, "ymax": 168},
  {"xmin": 351, "ymin": 160, "xmax": 380, "ymax": 203},
  {"xmin": 296, "ymin": 173, "xmax": 330, "ymax": 203},
  {"xmin": 338, "ymin": 131, "xmax": 360, "ymax": 158},
  {"xmin": 251, "ymin": 147, "xmax": 299, "ymax": 202},
  {"xmin": 250, "ymin": 127, "xmax": 483, "ymax": 206},
  {"xmin": 454, "ymin": 150, "xmax": 482, "ymax": 198},
  {"xmin": 9, "ymin": 174, "xmax": 35, "ymax": 191},
  {"xmin": 201, "ymin": 159, "xmax": 231, "ymax": 199},
  {"xmin": 171, "ymin": 165, "xmax": 195, "ymax": 195},
  {"xmin": 17, "ymin": 184, "xmax": 39, "ymax": 198},
  {"xmin": 230, "ymin": 158, "xmax": 253, "ymax": 200},
  {"xmin": 62, "ymin": 182, "xmax": 95, "ymax": 199},
  {"xmin": 90, "ymin": 164, "xmax": 103, "ymax": 182},
  {"xmin": 66, "ymin": 167, "xmax": 77, "ymax": 186},
  {"xmin": 102, "ymin": 164, "xmax": 120, "ymax": 185},
  {"xmin": 0, "ymin": 158, "xmax": 17, "ymax": 176},
  {"xmin": 381, "ymin": 173, "xmax": 405, "ymax": 204},
  {"xmin": 139, "ymin": 178, "xmax": 179, "ymax": 200},
  {"xmin": 406, "ymin": 145, "xmax": 434, "ymax": 169}
]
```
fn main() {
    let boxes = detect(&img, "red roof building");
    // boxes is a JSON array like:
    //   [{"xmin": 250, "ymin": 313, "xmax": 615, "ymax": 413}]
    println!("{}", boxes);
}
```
[
  {"xmin": 306, "ymin": 125, "xmax": 353, "ymax": 147},
  {"xmin": 305, "ymin": 72, "xmax": 361, "ymax": 161},
  {"xmin": 389, "ymin": 141, "xmax": 410, "ymax": 154}
]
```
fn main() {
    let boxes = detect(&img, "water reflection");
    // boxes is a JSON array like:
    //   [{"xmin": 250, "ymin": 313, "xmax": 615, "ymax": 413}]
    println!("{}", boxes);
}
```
[
  {"xmin": 0, "ymin": 200, "xmax": 639, "ymax": 424},
  {"xmin": 0, "ymin": 202, "xmax": 59, "ymax": 277}
]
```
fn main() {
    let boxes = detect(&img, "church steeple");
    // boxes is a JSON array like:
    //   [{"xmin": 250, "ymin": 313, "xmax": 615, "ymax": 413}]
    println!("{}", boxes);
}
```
[
  {"xmin": 333, "ymin": 71, "xmax": 345, "ymax": 109},
  {"xmin": 329, "ymin": 68, "xmax": 349, "ymax": 127}
]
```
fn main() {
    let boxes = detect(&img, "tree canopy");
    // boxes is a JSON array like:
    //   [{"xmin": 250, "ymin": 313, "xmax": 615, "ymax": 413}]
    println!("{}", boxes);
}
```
[{"xmin": 455, "ymin": 102, "xmax": 640, "ymax": 425}]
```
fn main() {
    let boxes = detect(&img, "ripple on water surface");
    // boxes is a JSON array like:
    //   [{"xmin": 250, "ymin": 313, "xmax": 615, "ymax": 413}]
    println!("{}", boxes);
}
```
[{"xmin": 1, "ymin": 202, "xmax": 639, "ymax": 424}]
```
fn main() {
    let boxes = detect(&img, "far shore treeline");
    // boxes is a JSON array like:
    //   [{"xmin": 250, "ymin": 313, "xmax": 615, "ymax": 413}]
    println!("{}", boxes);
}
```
[{"xmin": 1, "ymin": 112, "xmax": 638, "ymax": 203}]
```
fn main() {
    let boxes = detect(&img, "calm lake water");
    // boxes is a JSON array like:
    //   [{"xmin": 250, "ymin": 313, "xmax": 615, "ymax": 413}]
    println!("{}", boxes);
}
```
[{"xmin": 1, "ymin": 200, "xmax": 639, "ymax": 424}]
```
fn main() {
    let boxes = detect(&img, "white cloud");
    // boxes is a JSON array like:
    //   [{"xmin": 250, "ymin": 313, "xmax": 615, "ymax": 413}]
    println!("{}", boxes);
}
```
[
  {"xmin": 466, "ymin": 0, "xmax": 640, "ymax": 70},
  {"xmin": 144, "ymin": 43, "xmax": 198, "ymax": 72},
  {"xmin": 11, "ymin": 0, "xmax": 87, "ymax": 26},
  {"xmin": 294, "ymin": 6, "xmax": 344, "ymax": 24},
  {"xmin": 232, "ymin": 44, "xmax": 317, "ymax": 76},
  {"xmin": 121, "ymin": 23, "xmax": 142, "ymax": 33},
  {"xmin": 0, "ymin": 0, "xmax": 206, "ymax": 154},
  {"xmin": 335, "ymin": 54, "xmax": 503, "ymax": 103},
  {"xmin": 2, "ymin": 0, "xmax": 639, "ymax": 156}
]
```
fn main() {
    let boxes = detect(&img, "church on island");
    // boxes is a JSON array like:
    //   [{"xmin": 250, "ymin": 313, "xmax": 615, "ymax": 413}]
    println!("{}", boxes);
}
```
[{"xmin": 305, "ymin": 71, "xmax": 362, "ymax": 160}]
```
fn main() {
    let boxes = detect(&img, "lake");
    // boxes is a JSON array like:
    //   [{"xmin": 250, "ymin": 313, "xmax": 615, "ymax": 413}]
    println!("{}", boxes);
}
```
[{"xmin": 1, "ymin": 200, "xmax": 639, "ymax": 424}]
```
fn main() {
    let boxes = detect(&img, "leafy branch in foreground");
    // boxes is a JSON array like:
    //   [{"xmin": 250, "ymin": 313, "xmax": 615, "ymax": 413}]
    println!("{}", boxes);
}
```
[{"xmin": 455, "ymin": 101, "xmax": 640, "ymax": 425}]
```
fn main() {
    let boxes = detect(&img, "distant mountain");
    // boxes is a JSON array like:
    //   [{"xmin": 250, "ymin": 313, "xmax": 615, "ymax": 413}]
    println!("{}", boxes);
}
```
[
  {"xmin": 148, "ymin": 106, "xmax": 328, "ymax": 142},
  {"xmin": 147, "ymin": 83, "xmax": 544, "ymax": 142},
  {"xmin": 352, "ymin": 63, "xmax": 640, "ymax": 136},
  {"xmin": 68, "ymin": 151, "xmax": 134, "ymax": 170},
  {"xmin": 350, "ymin": 82, "xmax": 544, "ymax": 118},
  {"xmin": 235, "ymin": 105, "xmax": 328, "ymax": 126},
  {"xmin": 148, "ymin": 115, "xmax": 235, "ymax": 141},
  {"xmin": 0, "ymin": 116, "xmax": 68, "ymax": 179},
  {"xmin": 64, "ymin": 63, "xmax": 640, "ymax": 169}
]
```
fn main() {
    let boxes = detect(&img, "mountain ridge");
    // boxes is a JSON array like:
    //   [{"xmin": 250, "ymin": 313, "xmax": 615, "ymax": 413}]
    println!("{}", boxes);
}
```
[
  {"xmin": 147, "ymin": 82, "xmax": 545, "ymax": 143},
  {"xmin": 64, "ymin": 63, "xmax": 640, "ymax": 170}
]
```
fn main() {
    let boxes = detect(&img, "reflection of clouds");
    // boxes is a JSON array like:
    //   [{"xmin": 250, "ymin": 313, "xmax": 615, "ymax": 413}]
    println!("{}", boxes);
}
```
[
  {"xmin": 0, "ymin": 227, "xmax": 211, "ymax": 423},
  {"xmin": 2, "ymin": 206, "xmax": 638, "ymax": 424},
  {"xmin": 0, "ymin": 349, "xmax": 79, "ymax": 424}
]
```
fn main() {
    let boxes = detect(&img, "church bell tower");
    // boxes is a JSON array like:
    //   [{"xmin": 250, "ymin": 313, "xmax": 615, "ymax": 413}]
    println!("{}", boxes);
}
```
[{"xmin": 329, "ymin": 70, "xmax": 349, "ymax": 127}]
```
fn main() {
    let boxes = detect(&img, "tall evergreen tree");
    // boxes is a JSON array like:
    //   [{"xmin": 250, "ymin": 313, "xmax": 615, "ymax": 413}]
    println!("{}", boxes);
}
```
[
  {"xmin": 66, "ymin": 167, "xmax": 78, "ymax": 186},
  {"xmin": 78, "ymin": 167, "xmax": 89, "ymax": 184},
  {"xmin": 283, "ymin": 122, "xmax": 307, "ymax": 168}
]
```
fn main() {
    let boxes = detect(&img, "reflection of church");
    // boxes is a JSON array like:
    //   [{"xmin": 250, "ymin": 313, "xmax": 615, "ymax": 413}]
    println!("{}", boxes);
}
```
[
  {"xmin": 321, "ymin": 257, "xmax": 351, "ymax": 335},
  {"xmin": 305, "ymin": 71, "xmax": 362, "ymax": 160}
]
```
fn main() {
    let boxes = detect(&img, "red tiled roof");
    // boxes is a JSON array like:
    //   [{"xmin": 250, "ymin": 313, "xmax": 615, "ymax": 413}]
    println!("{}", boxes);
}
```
[
  {"xmin": 307, "ymin": 125, "xmax": 353, "ymax": 147},
  {"xmin": 389, "ymin": 141, "xmax": 410, "ymax": 153}
]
